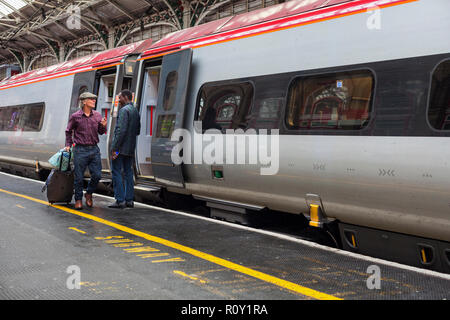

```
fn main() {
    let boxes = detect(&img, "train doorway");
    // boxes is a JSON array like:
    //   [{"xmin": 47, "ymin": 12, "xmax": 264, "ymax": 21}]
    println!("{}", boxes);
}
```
[
  {"xmin": 94, "ymin": 70, "xmax": 116, "ymax": 172},
  {"xmin": 104, "ymin": 55, "xmax": 138, "ymax": 171}
]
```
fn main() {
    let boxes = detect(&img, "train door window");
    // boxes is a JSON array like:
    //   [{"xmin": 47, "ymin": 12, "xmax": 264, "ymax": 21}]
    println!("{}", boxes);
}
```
[
  {"xmin": 155, "ymin": 114, "xmax": 176, "ymax": 138},
  {"xmin": 0, "ymin": 103, "xmax": 45, "ymax": 131},
  {"xmin": 196, "ymin": 82, "xmax": 254, "ymax": 132},
  {"xmin": 428, "ymin": 60, "xmax": 450, "ymax": 131},
  {"xmin": 163, "ymin": 71, "xmax": 178, "ymax": 111},
  {"xmin": 79, "ymin": 85, "xmax": 88, "ymax": 96},
  {"xmin": 122, "ymin": 77, "xmax": 132, "ymax": 91},
  {"xmin": 286, "ymin": 70, "xmax": 374, "ymax": 130},
  {"xmin": 70, "ymin": 85, "xmax": 88, "ymax": 116}
]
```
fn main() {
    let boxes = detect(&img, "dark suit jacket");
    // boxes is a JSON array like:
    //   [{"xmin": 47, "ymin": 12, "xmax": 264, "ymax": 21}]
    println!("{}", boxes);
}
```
[{"xmin": 111, "ymin": 103, "xmax": 141, "ymax": 156}]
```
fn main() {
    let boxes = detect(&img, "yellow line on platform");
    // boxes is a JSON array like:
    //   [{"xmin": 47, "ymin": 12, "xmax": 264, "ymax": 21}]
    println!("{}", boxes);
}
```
[
  {"xmin": 173, "ymin": 270, "xmax": 207, "ymax": 284},
  {"xmin": 68, "ymin": 227, "xmax": 86, "ymax": 234},
  {"xmin": 0, "ymin": 187, "xmax": 342, "ymax": 300}
]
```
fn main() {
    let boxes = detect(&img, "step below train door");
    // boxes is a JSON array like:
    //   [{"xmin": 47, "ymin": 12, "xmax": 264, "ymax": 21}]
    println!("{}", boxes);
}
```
[{"xmin": 151, "ymin": 48, "xmax": 192, "ymax": 188}]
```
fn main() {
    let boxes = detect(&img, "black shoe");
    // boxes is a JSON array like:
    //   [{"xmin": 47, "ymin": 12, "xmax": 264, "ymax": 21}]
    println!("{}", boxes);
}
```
[
  {"xmin": 108, "ymin": 201, "xmax": 126, "ymax": 209},
  {"xmin": 126, "ymin": 201, "xmax": 134, "ymax": 208}
]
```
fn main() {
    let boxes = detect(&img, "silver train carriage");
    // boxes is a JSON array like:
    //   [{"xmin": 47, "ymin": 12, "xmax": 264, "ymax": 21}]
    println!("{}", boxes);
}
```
[
  {"xmin": 0, "ymin": 39, "xmax": 152, "ymax": 178},
  {"xmin": 0, "ymin": 0, "xmax": 449, "ymax": 273}
]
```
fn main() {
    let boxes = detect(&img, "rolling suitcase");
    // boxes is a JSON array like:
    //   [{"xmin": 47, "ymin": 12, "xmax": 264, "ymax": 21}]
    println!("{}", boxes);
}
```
[{"xmin": 42, "ymin": 151, "xmax": 74, "ymax": 204}]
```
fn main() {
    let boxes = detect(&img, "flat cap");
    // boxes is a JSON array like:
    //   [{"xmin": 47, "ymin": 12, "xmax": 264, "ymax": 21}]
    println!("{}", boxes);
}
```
[{"xmin": 79, "ymin": 92, "xmax": 97, "ymax": 100}]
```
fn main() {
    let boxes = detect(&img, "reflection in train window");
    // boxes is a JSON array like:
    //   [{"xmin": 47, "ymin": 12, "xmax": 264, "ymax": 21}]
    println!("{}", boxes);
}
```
[
  {"xmin": 79, "ymin": 85, "xmax": 88, "ymax": 95},
  {"xmin": 163, "ymin": 71, "xmax": 178, "ymax": 111},
  {"xmin": 249, "ymin": 97, "xmax": 283, "ymax": 130},
  {"xmin": 286, "ymin": 70, "xmax": 374, "ymax": 130},
  {"xmin": 196, "ymin": 82, "xmax": 253, "ymax": 132},
  {"xmin": 78, "ymin": 85, "xmax": 88, "ymax": 107},
  {"xmin": 259, "ymin": 98, "xmax": 281, "ymax": 119},
  {"xmin": 428, "ymin": 60, "xmax": 450, "ymax": 130},
  {"xmin": 0, "ymin": 103, "xmax": 45, "ymax": 132}
]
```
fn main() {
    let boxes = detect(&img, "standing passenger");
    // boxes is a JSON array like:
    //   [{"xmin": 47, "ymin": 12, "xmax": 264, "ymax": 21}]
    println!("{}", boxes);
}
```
[
  {"xmin": 108, "ymin": 89, "xmax": 141, "ymax": 209},
  {"xmin": 65, "ymin": 92, "xmax": 107, "ymax": 210}
]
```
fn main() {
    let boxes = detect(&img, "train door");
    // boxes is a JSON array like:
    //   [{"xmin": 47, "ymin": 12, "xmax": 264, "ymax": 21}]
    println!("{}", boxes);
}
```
[
  {"xmin": 151, "ymin": 49, "xmax": 192, "ymax": 187},
  {"xmin": 135, "ymin": 65, "xmax": 160, "ymax": 179}
]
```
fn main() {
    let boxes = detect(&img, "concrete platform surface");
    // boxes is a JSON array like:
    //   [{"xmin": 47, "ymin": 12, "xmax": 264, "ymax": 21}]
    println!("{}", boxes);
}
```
[{"xmin": 0, "ymin": 172, "xmax": 449, "ymax": 301}]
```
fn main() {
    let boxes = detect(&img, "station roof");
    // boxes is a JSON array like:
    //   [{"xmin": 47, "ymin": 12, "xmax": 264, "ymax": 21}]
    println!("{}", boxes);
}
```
[
  {"xmin": 0, "ymin": 0, "xmax": 28, "ymax": 18},
  {"xmin": 0, "ymin": 0, "xmax": 174, "ymax": 61},
  {"xmin": 0, "ymin": 38, "xmax": 152, "ymax": 89}
]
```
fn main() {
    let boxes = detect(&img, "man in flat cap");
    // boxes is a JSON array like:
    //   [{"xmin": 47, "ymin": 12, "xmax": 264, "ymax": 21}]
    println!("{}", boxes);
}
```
[{"xmin": 65, "ymin": 92, "xmax": 107, "ymax": 209}]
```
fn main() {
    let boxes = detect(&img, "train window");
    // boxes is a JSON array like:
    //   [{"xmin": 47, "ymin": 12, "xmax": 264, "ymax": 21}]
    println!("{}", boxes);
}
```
[
  {"xmin": 0, "ymin": 102, "xmax": 45, "ymax": 132},
  {"xmin": 286, "ymin": 70, "xmax": 374, "ymax": 130},
  {"xmin": 428, "ymin": 60, "xmax": 450, "ymax": 131},
  {"xmin": 163, "ymin": 71, "xmax": 178, "ymax": 111},
  {"xmin": 196, "ymin": 82, "xmax": 253, "ymax": 132}
]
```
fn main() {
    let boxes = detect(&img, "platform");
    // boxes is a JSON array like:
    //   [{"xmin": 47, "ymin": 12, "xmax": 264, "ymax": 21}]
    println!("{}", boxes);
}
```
[{"xmin": 0, "ymin": 171, "xmax": 449, "ymax": 302}]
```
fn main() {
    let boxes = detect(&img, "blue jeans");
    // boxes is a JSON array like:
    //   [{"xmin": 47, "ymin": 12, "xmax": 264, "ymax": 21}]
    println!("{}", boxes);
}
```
[
  {"xmin": 111, "ymin": 155, "xmax": 134, "ymax": 203},
  {"xmin": 73, "ymin": 145, "xmax": 102, "ymax": 201}
]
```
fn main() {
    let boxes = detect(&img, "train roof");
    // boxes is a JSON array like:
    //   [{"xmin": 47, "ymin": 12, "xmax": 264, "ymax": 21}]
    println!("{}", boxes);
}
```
[
  {"xmin": 139, "ymin": 0, "xmax": 390, "ymax": 59},
  {"xmin": 0, "ymin": 0, "xmax": 411, "ymax": 90},
  {"xmin": 0, "ymin": 39, "xmax": 153, "ymax": 90}
]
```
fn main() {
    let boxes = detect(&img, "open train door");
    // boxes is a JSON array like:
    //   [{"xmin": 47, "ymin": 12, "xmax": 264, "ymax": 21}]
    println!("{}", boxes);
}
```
[{"xmin": 151, "ymin": 48, "xmax": 192, "ymax": 188}]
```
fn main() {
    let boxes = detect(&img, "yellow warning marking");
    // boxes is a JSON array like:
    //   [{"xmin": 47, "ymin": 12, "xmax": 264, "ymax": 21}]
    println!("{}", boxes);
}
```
[
  {"xmin": 124, "ymin": 246, "xmax": 160, "ymax": 253},
  {"xmin": 105, "ymin": 239, "xmax": 134, "ymax": 244},
  {"xmin": 152, "ymin": 257, "xmax": 185, "ymax": 263},
  {"xmin": 16, "ymin": 204, "xmax": 25, "ymax": 209},
  {"xmin": 0, "ymin": 187, "xmax": 342, "ymax": 300},
  {"xmin": 80, "ymin": 281, "xmax": 100, "ymax": 287},
  {"xmin": 351, "ymin": 235, "xmax": 357, "ymax": 248},
  {"xmin": 137, "ymin": 253, "xmax": 169, "ymax": 259},
  {"xmin": 114, "ymin": 242, "xmax": 144, "ymax": 248},
  {"xmin": 174, "ymin": 270, "xmax": 207, "ymax": 284},
  {"xmin": 95, "ymin": 236, "xmax": 123, "ymax": 240},
  {"xmin": 421, "ymin": 249, "xmax": 427, "ymax": 263},
  {"xmin": 69, "ymin": 227, "xmax": 86, "ymax": 234}
]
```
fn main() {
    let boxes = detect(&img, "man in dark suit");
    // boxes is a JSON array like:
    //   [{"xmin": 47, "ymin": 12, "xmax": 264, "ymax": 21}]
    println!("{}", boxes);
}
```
[{"xmin": 109, "ymin": 89, "xmax": 141, "ymax": 209}]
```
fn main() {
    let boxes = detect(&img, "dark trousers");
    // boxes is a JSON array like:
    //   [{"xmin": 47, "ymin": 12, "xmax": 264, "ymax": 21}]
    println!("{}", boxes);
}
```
[
  {"xmin": 73, "ymin": 145, "xmax": 102, "ymax": 201},
  {"xmin": 111, "ymin": 154, "xmax": 134, "ymax": 203}
]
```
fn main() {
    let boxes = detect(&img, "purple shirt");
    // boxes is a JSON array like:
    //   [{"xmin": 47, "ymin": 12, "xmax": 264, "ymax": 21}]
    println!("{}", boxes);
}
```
[{"xmin": 65, "ymin": 109, "xmax": 106, "ymax": 147}]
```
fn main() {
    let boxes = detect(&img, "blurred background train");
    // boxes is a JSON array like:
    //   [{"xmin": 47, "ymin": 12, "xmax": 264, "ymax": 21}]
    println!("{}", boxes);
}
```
[{"xmin": 0, "ymin": 0, "xmax": 449, "ymax": 273}]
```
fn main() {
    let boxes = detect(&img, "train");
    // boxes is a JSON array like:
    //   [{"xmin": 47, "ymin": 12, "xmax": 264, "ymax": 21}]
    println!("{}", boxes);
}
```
[{"xmin": 0, "ymin": 0, "xmax": 449, "ymax": 273}]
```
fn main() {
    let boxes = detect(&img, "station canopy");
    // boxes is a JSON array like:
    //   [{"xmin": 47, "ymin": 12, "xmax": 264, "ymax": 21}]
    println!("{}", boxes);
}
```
[{"xmin": 0, "ymin": 0, "xmax": 28, "ymax": 18}]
